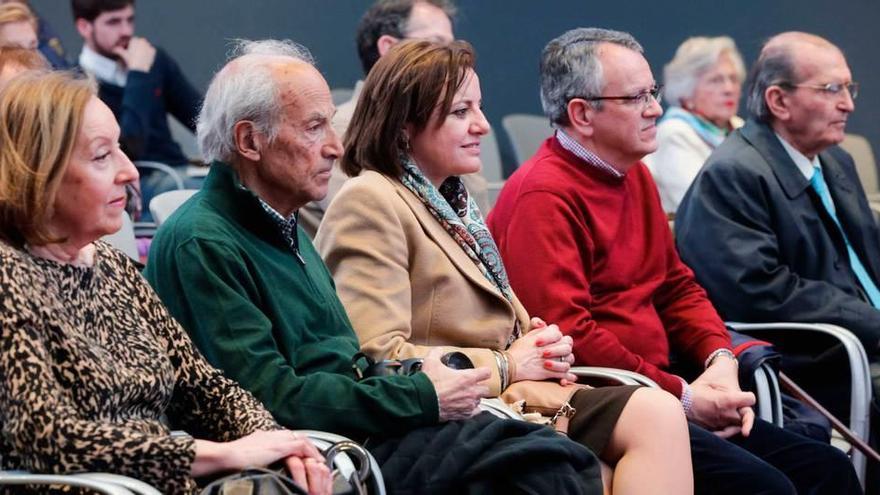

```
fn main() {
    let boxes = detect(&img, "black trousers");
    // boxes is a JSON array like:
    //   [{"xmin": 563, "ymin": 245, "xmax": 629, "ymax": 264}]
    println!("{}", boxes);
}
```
[{"xmin": 691, "ymin": 419, "xmax": 860, "ymax": 495}]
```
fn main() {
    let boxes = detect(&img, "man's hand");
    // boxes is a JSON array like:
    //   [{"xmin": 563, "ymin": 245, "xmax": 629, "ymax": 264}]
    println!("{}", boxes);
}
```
[
  {"xmin": 421, "ymin": 348, "xmax": 490, "ymax": 421},
  {"xmin": 113, "ymin": 37, "xmax": 156, "ymax": 72},
  {"xmin": 688, "ymin": 356, "xmax": 756, "ymax": 437}
]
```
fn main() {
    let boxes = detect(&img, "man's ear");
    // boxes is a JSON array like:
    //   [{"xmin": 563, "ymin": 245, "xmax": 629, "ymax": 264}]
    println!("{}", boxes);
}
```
[
  {"xmin": 764, "ymin": 86, "xmax": 791, "ymax": 122},
  {"xmin": 376, "ymin": 34, "xmax": 399, "ymax": 58},
  {"xmin": 566, "ymin": 98, "xmax": 595, "ymax": 138},
  {"xmin": 75, "ymin": 18, "xmax": 92, "ymax": 41},
  {"xmin": 233, "ymin": 121, "xmax": 261, "ymax": 162}
]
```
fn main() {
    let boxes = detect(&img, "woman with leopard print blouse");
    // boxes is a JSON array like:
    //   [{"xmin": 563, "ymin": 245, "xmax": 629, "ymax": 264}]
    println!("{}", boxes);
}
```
[{"xmin": 0, "ymin": 73, "xmax": 332, "ymax": 494}]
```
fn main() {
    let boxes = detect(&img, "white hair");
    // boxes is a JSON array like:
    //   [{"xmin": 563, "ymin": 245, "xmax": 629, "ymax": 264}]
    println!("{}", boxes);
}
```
[
  {"xmin": 197, "ymin": 39, "xmax": 315, "ymax": 163},
  {"xmin": 662, "ymin": 36, "xmax": 746, "ymax": 107}
]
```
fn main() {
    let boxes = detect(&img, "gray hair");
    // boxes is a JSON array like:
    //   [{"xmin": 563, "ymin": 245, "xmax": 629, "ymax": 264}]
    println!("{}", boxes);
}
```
[
  {"xmin": 663, "ymin": 36, "xmax": 746, "ymax": 106},
  {"xmin": 197, "ymin": 39, "xmax": 315, "ymax": 163},
  {"xmin": 540, "ymin": 27, "xmax": 643, "ymax": 126},
  {"xmin": 745, "ymin": 32, "xmax": 841, "ymax": 123}
]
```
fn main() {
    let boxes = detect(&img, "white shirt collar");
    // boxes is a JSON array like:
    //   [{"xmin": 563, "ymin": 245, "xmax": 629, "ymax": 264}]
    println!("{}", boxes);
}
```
[
  {"xmin": 775, "ymin": 132, "xmax": 821, "ymax": 181},
  {"xmin": 79, "ymin": 45, "xmax": 128, "ymax": 87}
]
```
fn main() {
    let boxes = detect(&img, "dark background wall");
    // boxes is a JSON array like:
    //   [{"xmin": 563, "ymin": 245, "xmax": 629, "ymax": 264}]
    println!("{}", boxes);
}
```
[{"xmin": 31, "ymin": 0, "xmax": 880, "ymax": 176}]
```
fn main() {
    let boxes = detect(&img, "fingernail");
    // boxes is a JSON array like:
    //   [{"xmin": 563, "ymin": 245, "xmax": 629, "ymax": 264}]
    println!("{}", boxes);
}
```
[{"xmin": 542, "ymin": 350, "xmax": 551, "ymax": 358}]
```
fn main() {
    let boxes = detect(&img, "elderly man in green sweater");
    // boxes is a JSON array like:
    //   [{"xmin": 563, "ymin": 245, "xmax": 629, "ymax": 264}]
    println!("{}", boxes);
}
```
[{"xmin": 144, "ymin": 39, "xmax": 601, "ymax": 494}]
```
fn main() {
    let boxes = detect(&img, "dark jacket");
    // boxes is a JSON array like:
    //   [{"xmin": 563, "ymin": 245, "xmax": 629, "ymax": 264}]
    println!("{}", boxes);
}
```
[
  {"xmin": 675, "ymin": 119, "xmax": 880, "ymax": 350},
  {"xmin": 95, "ymin": 47, "xmax": 201, "ymax": 165}
]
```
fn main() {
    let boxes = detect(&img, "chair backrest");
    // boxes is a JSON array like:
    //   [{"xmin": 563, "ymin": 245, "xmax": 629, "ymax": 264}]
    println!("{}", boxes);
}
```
[
  {"xmin": 481, "ymin": 128, "xmax": 504, "ymax": 183},
  {"xmin": 502, "ymin": 113, "xmax": 554, "ymax": 166},
  {"xmin": 101, "ymin": 213, "xmax": 139, "ymax": 261},
  {"xmin": 149, "ymin": 189, "xmax": 199, "ymax": 227},
  {"xmin": 167, "ymin": 116, "xmax": 201, "ymax": 161},
  {"xmin": 839, "ymin": 133, "xmax": 878, "ymax": 196},
  {"xmin": 331, "ymin": 87, "xmax": 354, "ymax": 106}
]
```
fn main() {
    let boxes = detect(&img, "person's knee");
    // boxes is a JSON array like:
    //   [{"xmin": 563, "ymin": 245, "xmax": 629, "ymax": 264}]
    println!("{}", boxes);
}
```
[{"xmin": 629, "ymin": 387, "xmax": 687, "ymax": 430}]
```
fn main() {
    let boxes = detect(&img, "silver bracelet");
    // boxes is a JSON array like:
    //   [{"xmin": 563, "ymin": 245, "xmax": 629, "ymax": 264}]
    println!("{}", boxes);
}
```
[
  {"xmin": 704, "ymin": 348, "xmax": 737, "ymax": 369},
  {"xmin": 492, "ymin": 350, "xmax": 509, "ymax": 391}
]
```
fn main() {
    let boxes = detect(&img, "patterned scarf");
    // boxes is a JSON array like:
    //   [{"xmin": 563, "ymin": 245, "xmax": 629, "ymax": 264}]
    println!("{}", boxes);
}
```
[
  {"xmin": 661, "ymin": 106, "xmax": 730, "ymax": 148},
  {"xmin": 400, "ymin": 157, "xmax": 520, "ymax": 342}
]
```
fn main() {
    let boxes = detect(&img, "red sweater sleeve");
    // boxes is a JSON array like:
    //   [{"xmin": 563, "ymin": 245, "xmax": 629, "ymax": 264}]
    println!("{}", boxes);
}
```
[{"xmin": 492, "ymin": 190, "xmax": 686, "ymax": 397}]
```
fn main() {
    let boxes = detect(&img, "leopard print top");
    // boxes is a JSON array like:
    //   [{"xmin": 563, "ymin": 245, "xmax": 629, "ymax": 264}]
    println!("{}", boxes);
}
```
[{"xmin": 0, "ymin": 241, "xmax": 279, "ymax": 494}]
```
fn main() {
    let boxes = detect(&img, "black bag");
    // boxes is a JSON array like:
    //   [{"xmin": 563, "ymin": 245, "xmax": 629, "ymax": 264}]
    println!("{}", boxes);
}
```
[{"xmin": 200, "ymin": 439, "xmax": 373, "ymax": 495}]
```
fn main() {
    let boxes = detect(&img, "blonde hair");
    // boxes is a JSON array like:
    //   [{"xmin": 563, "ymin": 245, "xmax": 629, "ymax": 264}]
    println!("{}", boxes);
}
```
[
  {"xmin": 0, "ymin": 44, "xmax": 47, "ymax": 75},
  {"xmin": 0, "ymin": 2, "xmax": 36, "ymax": 31},
  {"xmin": 0, "ymin": 71, "xmax": 95, "ymax": 246}
]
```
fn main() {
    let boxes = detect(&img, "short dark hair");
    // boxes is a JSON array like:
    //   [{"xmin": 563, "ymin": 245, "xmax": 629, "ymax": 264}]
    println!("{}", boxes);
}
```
[
  {"xmin": 71, "ymin": 0, "xmax": 134, "ymax": 22},
  {"xmin": 354, "ymin": 0, "xmax": 455, "ymax": 75},
  {"xmin": 342, "ymin": 39, "xmax": 475, "ymax": 179}
]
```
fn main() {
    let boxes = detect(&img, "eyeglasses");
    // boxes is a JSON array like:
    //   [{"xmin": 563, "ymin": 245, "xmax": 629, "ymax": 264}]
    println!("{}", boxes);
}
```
[
  {"xmin": 779, "ymin": 81, "xmax": 859, "ymax": 101},
  {"xmin": 574, "ymin": 84, "xmax": 663, "ymax": 108}
]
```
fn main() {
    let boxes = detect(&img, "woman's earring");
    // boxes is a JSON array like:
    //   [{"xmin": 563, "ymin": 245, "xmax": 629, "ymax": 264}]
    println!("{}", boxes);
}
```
[{"xmin": 400, "ymin": 132, "xmax": 411, "ymax": 152}]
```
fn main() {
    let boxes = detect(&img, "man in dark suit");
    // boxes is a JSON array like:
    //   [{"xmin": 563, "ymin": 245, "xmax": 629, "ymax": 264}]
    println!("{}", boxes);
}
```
[{"xmin": 676, "ymin": 31, "xmax": 880, "ymax": 427}]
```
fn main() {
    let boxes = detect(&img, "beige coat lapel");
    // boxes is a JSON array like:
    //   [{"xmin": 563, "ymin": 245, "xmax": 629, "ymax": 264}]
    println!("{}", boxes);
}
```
[{"xmin": 388, "ymin": 176, "xmax": 526, "ymax": 319}]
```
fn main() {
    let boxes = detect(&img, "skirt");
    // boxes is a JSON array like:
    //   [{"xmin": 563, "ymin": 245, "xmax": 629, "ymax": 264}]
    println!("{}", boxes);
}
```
[{"xmin": 568, "ymin": 384, "xmax": 641, "ymax": 456}]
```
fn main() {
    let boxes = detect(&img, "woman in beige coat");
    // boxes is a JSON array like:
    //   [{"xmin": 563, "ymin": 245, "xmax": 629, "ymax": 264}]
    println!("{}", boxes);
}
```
[{"xmin": 315, "ymin": 40, "xmax": 693, "ymax": 495}]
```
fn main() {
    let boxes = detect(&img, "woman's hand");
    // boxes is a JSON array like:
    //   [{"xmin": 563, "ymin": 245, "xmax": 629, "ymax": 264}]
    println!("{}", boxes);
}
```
[
  {"xmin": 193, "ymin": 430, "xmax": 332, "ymax": 495},
  {"xmin": 506, "ymin": 318, "xmax": 577, "ymax": 384}
]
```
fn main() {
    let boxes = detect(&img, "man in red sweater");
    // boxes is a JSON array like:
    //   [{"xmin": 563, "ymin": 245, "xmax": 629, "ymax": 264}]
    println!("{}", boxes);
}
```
[{"xmin": 488, "ymin": 27, "xmax": 858, "ymax": 495}]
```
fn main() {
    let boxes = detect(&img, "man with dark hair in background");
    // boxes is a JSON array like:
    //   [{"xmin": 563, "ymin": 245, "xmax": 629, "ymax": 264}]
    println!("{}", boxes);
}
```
[
  {"xmin": 299, "ymin": 0, "xmax": 490, "ymax": 237},
  {"xmin": 72, "ymin": 0, "xmax": 202, "ymax": 212}
]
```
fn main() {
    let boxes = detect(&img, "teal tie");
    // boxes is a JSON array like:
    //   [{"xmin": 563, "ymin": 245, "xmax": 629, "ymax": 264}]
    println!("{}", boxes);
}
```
[{"xmin": 810, "ymin": 165, "xmax": 880, "ymax": 308}]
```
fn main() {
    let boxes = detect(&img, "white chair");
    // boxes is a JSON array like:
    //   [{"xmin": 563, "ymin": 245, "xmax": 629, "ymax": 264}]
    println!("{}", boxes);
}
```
[
  {"xmin": 501, "ymin": 113, "xmax": 554, "ymax": 166},
  {"xmin": 840, "ymin": 133, "xmax": 880, "ymax": 222},
  {"xmin": 481, "ymin": 128, "xmax": 506, "ymax": 208},
  {"xmin": 331, "ymin": 87, "xmax": 354, "ymax": 106},
  {"xmin": 0, "ymin": 471, "xmax": 160, "ymax": 494},
  {"xmin": 728, "ymin": 321, "xmax": 872, "ymax": 487},
  {"xmin": 167, "ymin": 115, "xmax": 200, "ymax": 162},
  {"xmin": 102, "ymin": 213, "xmax": 139, "ymax": 261},
  {"xmin": 298, "ymin": 430, "xmax": 386, "ymax": 495},
  {"xmin": 149, "ymin": 189, "xmax": 199, "ymax": 227}
]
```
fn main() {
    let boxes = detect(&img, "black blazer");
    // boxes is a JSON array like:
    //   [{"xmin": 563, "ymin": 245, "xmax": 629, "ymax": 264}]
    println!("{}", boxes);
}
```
[{"xmin": 675, "ymin": 119, "xmax": 880, "ymax": 350}]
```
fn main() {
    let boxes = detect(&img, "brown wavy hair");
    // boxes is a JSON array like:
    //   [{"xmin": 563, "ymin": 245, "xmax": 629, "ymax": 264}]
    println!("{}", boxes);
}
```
[{"xmin": 341, "ymin": 39, "xmax": 475, "ymax": 179}]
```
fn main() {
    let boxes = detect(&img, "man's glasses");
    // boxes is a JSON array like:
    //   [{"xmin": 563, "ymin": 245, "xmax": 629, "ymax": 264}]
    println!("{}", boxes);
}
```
[
  {"xmin": 779, "ymin": 81, "xmax": 859, "ymax": 101},
  {"xmin": 574, "ymin": 84, "xmax": 663, "ymax": 108}
]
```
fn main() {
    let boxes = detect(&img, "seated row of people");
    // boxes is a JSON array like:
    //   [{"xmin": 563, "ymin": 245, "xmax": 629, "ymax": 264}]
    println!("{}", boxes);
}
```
[{"xmin": 0, "ymin": 1, "xmax": 875, "ymax": 495}]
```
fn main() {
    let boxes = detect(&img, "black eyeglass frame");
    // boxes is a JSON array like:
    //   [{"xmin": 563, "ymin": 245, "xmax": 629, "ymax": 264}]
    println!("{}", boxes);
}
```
[{"xmin": 571, "ymin": 84, "xmax": 664, "ymax": 106}]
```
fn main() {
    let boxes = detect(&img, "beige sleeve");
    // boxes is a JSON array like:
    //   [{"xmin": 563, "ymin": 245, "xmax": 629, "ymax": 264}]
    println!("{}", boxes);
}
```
[{"xmin": 315, "ymin": 179, "xmax": 503, "ymax": 396}]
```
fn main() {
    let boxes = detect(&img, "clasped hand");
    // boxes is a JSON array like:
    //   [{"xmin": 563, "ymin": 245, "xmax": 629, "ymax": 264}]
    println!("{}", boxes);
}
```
[
  {"xmin": 507, "ymin": 317, "xmax": 577, "ymax": 385},
  {"xmin": 687, "ymin": 356, "xmax": 756, "ymax": 438}
]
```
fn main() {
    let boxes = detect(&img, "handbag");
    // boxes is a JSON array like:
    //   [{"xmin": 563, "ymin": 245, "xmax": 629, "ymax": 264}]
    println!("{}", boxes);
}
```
[
  {"xmin": 500, "ymin": 380, "xmax": 586, "ymax": 434},
  {"xmin": 200, "ymin": 439, "xmax": 373, "ymax": 495}
]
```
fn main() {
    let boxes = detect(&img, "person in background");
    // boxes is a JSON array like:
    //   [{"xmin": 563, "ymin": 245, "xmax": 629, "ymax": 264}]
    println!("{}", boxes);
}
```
[
  {"xmin": 0, "ymin": 70, "xmax": 331, "ymax": 495},
  {"xmin": 72, "ymin": 0, "xmax": 203, "ymax": 217},
  {"xmin": 488, "ymin": 26, "xmax": 860, "ymax": 495},
  {"xmin": 644, "ymin": 36, "xmax": 746, "ymax": 214},
  {"xmin": 299, "ymin": 0, "xmax": 490, "ymax": 237},
  {"xmin": 0, "ymin": 0, "xmax": 71, "ymax": 68},
  {"xmin": 316, "ymin": 38, "xmax": 693, "ymax": 495},
  {"xmin": 0, "ymin": 2, "xmax": 37, "ymax": 49}
]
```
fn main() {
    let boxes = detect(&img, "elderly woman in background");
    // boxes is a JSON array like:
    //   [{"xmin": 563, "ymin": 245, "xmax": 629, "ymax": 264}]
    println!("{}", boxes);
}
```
[
  {"xmin": 645, "ymin": 36, "xmax": 746, "ymax": 214},
  {"xmin": 0, "ymin": 72, "xmax": 331, "ymax": 495},
  {"xmin": 0, "ymin": 1, "xmax": 37, "ymax": 49},
  {"xmin": 315, "ymin": 40, "xmax": 693, "ymax": 495}
]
